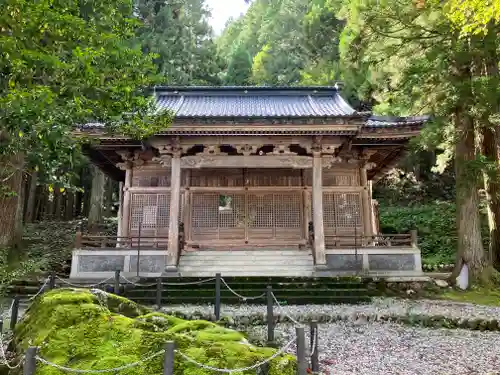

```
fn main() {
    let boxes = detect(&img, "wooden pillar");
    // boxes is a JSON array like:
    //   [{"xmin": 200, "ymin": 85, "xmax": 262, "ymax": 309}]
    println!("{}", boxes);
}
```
[
  {"xmin": 312, "ymin": 152, "xmax": 326, "ymax": 265},
  {"xmin": 121, "ymin": 167, "xmax": 132, "ymax": 241},
  {"xmin": 116, "ymin": 181, "xmax": 124, "ymax": 243},
  {"xmin": 360, "ymin": 166, "xmax": 372, "ymax": 239},
  {"xmin": 166, "ymin": 154, "xmax": 181, "ymax": 271}
]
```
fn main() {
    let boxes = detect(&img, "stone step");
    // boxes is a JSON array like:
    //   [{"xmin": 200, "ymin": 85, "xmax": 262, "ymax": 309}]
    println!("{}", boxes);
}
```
[
  {"xmin": 179, "ymin": 250, "xmax": 314, "ymax": 277},
  {"xmin": 182, "ymin": 250, "xmax": 312, "ymax": 257},
  {"xmin": 179, "ymin": 259, "xmax": 312, "ymax": 266}
]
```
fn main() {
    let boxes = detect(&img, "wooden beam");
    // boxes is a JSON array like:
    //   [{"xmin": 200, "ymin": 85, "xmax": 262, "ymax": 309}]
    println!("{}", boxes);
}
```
[{"xmin": 180, "ymin": 155, "xmax": 313, "ymax": 169}]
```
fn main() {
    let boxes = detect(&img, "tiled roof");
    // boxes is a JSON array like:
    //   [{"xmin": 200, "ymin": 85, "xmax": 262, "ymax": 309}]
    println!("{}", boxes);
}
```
[
  {"xmin": 155, "ymin": 86, "xmax": 357, "ymax": 118},
  {"xmin": 365, "ymin": 115, "xmax": 430, "ymax": 127}
]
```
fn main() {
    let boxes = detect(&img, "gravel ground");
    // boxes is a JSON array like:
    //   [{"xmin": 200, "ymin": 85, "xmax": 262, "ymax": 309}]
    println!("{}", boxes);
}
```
[
  {"xmin": 260, "ymin": 322, "xmax": 500, "ymax": 375},
  {"xmin": 3, "ymin": 296, "xmax": 500, "ymax": 374},
  {"xmin": 161, "ymin": 297, "xmax": 500, "ymax": 321}
]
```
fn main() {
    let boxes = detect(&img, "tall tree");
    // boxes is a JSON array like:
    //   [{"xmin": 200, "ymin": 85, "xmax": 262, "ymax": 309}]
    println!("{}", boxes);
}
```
[
  {"xmin": 0, "ymin": 0, "xmax": 170, "ymax": 248},
  {"xmin": 136, "ymin": 0, "xmax": 223, "ymax": 84},
  {"xmin": 225, "ymin": 44, "xmax": 252, "ymax": 85},
  {"xmin": 337, "ymin": 0, "xmax": 498, "ymax": 284}
]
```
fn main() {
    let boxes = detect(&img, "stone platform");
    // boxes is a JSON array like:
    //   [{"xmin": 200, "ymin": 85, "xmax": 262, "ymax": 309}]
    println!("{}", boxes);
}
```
[{"xmin": 70, "ymin": 246, "xmax": 423, "ymax": 279}]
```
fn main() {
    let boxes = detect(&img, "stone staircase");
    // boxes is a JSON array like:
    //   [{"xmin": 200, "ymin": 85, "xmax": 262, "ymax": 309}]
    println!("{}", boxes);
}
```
[{"xmin": 177, "ymin": 250, "xmax": 314, "ymax": 277}]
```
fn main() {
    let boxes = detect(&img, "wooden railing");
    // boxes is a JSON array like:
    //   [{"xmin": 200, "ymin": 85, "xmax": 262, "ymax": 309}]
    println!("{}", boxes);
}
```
[
  {"xmin": 74, "ymin": 222, "xmax": 186, "ymax": 254},
  {"xmin": 325, "ymin": 231, "xmax": 417, "ymax": 248},
  {"xmin": 74, "ymin": 233, "xmax": 169, "ymax": 249}
]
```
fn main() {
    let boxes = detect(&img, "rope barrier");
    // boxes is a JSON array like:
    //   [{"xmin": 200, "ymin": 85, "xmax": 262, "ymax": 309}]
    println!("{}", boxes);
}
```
[
  {"xmin": 35, "ymin": 350, "xmax": 164, "ymax": 373},
  {"xmin": 175, "ymin": 335, "xmax": 297, "ymax": 373},
  {"xmin": 28, "ymin": 277, "xmax": 50, "ymax": 301},
  {"xmin": 220, "ymin": 278, "xmax": 266, "ymax": 301},
  {"xmin": 0, "ymin": 331, "xmax": 24, "ymax": 369},
  {"xmin": 162, "ymin": 277, "xmax": 216, "ymax": 286},
  {"xmin": 271, "ymin": 292, "xmax": 303, "ymax": 327},
  {"xmin": 118, "ymin": 275, "xmax": 157, "ymax": 288},
  {"xmin": 1, "ymin": 300, "xmax": 15, "ymax": 320}
]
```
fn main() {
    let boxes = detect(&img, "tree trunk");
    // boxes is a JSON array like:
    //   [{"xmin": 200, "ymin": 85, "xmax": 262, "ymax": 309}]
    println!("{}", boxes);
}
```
[
  {"xmin": 45, "ymin": 190, "xmax": 54, "ymax": 221},
  {"xmin": 0, "ymin": 153, "xmax": 25, "ymax": 248},
  {"xmin": 88, "ymin": 165, "xmax": 106, "ymax": 232},
  {"xmin": 452, "ymin": 110, "xmax": 489, "ymax": 284},
  {"xmin": 65, "ymin": 192, "xmax": 75, "ymax": 220},
  {"xmin": 481, "ymin": 126, "xmax": 500, "ymax": 269},
  {"xmin": 54, "ymin": 188, "xmax": 63, "ymax": 220},
  {"xmin": 105, "ymin": 177, "xmax": 114, "ymax": 217},
  {"xmin": 481, "ymin": 29, "xmax": 500, "ymax": 269},
  {"xmin": 24, "ymin": 171, "xmax": 38, "ymax": 223}
]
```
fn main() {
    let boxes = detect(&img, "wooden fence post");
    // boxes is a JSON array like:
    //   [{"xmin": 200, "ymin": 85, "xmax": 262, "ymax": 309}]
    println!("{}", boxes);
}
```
[
  {"xmin": 266, "ymin": 285, "xmax": 274, "ymax": 345},
  {"xmin": 296, "ymin": 326, "xmax": 307, "ymax": 375},
  {"xmin": 23, "ymin": 346, "xmax": 37, "ymax": 375},
  {"xmin": 163, "ymin": 341, "xmax": 175, "ymax": 375},
  {"xmin": 10, "ymin": 296, "xmax": 20, "ymax": 331},
  {"xmin": 156, "ymin": 278, "xmax": 162, "ymax": 308},
  {"xmin": 214, "ymin": 273, "xmax": 221, "ymax": 320},
  {"xmin": 309, "ymin": 321, "xmax": 319, "ymax": 373},
  {"xmin": 74, "ymin": 231, "xmax": 83, "ymax": 248},
  {"xmin": 49, "ymin": 272, "xmax": 56, "ymax": 290},
  {"xmin": 410, "ymin": 230, "xmax": 418, "ymax": 247},
  {"xmin": 114, "ymin": 270, "xmax": 120, "ymax": 295}
]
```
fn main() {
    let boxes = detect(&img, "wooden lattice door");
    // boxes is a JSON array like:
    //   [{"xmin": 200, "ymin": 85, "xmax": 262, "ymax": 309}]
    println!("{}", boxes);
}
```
[
  {"xmin": 129, "ymin": 193, "xmax": 170, "ymax": 246},
  {"xmin": 190, "ymin": 191, "xmax": 304, "ymax": 245}
]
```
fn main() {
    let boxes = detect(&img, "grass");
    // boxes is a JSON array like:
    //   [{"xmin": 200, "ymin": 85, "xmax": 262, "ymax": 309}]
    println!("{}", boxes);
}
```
[{"xmin": 440, "ymin": 287, "xmax": 500, "ymax": 307}]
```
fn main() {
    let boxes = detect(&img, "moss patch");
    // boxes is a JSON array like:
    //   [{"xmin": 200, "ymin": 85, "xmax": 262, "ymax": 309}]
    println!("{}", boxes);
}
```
[{"xmin": 11, "ymin": 289, "xmax": 295, "ymax": 375}]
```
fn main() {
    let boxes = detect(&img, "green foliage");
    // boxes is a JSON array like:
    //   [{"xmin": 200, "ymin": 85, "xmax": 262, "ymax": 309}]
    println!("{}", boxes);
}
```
[
  {"xmin": 136, "ymin": 0, "xmax": 223, "ymax": 85},
  {"xmin": 379, "ymin": 202, "xmax": 458, "ymax": 264},
  {"xmin": 0, "ymin": 0, "xmax": 170, "ymax": 191},
  {"xmin": 225, "ymin": 44, "xmax": 253, "ymax": 85},
  {"xmin": 13, "ymin": 289, "xmax": 296, "ymax": 375},
  {"xmin": 444, "ymin": 0, "xmax": 500, "ymax": 35}
]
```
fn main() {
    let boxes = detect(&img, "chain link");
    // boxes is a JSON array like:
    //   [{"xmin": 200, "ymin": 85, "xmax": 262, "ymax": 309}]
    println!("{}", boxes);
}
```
[
  {"xmin": 35, "ymin": 350, "xmax": 164, "ymax": 373},
  {"xmin": 175, "ymin": 335, "xmax": 296, "ymax": 373},
  {"xmin": 221, "ymin": 278, "xmax": 266, "ymax": 301},
  {"xmin": 56, "ymin": 276, "xmax": 114, "ymax": 288},
  {"xmin": 271, "ymin": 292, "xmax": 303, "ymax": 327}
]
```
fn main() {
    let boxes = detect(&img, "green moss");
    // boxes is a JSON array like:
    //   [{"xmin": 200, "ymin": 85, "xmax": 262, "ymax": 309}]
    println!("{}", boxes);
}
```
[{"xmin": 12, "ymin": 289, "xmax": 296, "ymax": 375}]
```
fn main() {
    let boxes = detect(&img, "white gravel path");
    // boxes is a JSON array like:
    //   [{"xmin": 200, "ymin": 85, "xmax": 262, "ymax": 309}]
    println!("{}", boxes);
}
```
[
  {"xmin": 161, "ymin": 297, "xmax": 500, "ymax": 321},
  {"xmin": 256, "ymin": 322, "xmax": 500, "ymax": 375}
]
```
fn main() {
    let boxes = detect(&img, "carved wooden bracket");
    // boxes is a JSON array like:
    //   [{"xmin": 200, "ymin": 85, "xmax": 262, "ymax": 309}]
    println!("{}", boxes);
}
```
[
  {"xmin": 203, "ymin": 145, "xmax": 227, "ymax": 155},
  {"xmin": 322, "ymin": 155, "xmax": 344, "ymax": 169},
  {"xmin": 152, "ymin": 155, "xmax": 172, "ymax": 167},
  {"xmin": 271, "ymin": 145, "xmax": 296, "ymax": 155},
  {"xmin": 116, "ymin": 150, "xmax": 144, "ymax": 169},
  {"xmin": 236, "ymin": 144, "xmax": 261, "ymax": 156}
]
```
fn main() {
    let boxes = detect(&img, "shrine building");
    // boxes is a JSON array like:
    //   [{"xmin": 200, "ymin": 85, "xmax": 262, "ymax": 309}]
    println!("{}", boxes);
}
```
[{"xmin": 71, "ymin": 86, "xmax": 428, "ymax": 279}]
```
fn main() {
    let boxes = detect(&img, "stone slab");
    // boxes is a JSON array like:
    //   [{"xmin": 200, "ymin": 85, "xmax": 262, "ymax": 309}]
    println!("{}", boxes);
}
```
[
  {"xmin": 368, "ymin": 254, "xmax": 415, "ymax": 271},
  {"xmin": 326, "ymin": 254, "xmax": 363, "ymax": 271},
  {"xmin": 77, "ymin": 255, "xmax": 125, "ymax": 272},
  {"xmin": 129, "ymin": 255, "xmax": 166, "ymax": 273}
]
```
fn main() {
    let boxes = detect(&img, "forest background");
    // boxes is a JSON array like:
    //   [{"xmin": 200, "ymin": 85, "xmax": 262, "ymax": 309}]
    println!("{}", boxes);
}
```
[{"xmin": 1, "ymin": 0, "xmax": 499, "ymax": 286}]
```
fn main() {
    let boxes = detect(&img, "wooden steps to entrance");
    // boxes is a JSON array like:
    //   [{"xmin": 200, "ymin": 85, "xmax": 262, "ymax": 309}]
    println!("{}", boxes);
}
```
[{"xmin": 178, "ymin": 250, "xmax": 314, "ymax": 277}]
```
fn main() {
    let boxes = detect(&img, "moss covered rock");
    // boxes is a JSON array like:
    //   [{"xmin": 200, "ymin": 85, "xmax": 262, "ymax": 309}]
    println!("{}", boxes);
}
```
[{"xmin": 11, "ymin": 289, "xmax": 295, "ymax": 375}]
